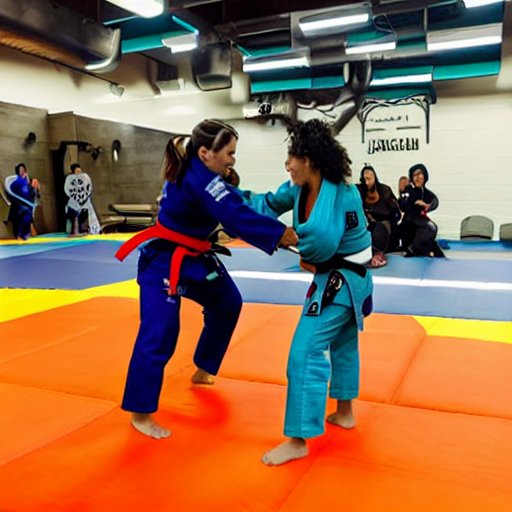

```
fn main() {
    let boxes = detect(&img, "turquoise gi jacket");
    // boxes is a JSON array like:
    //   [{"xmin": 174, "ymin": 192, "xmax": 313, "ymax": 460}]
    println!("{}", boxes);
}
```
[{"xmin": 246, "ymin": 179, "xmax": 372, "ymax": 329}]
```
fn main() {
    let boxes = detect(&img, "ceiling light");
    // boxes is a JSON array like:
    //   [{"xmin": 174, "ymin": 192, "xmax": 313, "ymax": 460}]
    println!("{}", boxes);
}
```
[
  {"xmin": 427, "ymin": 23, "xmax": 502, "ymax": 52},
  {"xmin": 298, "ymin": 3, "xmax": 372, "ymax": 37},
  {"xmin": 345, "ymin": 28, "xmax": 397, "ymax": 55},
  {"xmin": 463, "ymin": 0, "xmax": 503, "ymax": 7},
  {"xmin": 370, "ymin": 73, "xmax": 432, "ymax": 87},
  {"xmin": 346, "ymin": 41, "xmax": 396, "ymax": 54},
  {"xmin": 162, "ymin": 32, "xmax": 198, "ymax": 53},
  {"xmin": 105, "ymin": 0, "xmax": 165, "ymax": 18},
  {"xmin": 243, "ymin": 50, "xmax": 310, "ymax": 73},
  {"xmin": 161, "ymin": 16, "xmax": 199, "ymax": 53}
]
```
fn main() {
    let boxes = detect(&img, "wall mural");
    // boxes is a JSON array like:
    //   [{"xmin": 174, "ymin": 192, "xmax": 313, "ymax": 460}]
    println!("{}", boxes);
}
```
[{"xmin": 358, "ymin": 95, "xmax": 432, "ymax": 155}]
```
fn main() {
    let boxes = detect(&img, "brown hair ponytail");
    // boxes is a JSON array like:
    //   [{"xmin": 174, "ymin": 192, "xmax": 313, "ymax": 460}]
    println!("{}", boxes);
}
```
[
  {"xmin": 162, "ymin": 120, "xmax": 238, "ymax": 183},
  {"xmin": 162, "ymin": 136, "xmax": 187, "ymax": 182}
]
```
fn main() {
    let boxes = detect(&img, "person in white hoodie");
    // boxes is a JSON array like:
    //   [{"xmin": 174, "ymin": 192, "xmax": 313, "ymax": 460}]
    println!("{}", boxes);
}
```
[{"xmin": 64, "ymin": 163, "xmax": 100, "ymax": 235}]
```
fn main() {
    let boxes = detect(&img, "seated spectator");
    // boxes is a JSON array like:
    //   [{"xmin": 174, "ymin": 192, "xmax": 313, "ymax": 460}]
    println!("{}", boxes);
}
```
[
  {"xmin": 398, "ymin": 175, "xmax": 410, "ymax": 195},
  {"xmin": 357, "ymin": 165, "xmax": 401, "ymax": 268},
  {"xmin": 398, "ymin": 163, "xmax": 444, "ymax": 257}
]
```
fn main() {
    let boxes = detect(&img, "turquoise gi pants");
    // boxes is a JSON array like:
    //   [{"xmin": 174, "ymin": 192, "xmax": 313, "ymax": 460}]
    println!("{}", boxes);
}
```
[{"xmin": 284, "ymin": 298, "xmax": 359, "ymax": 439}]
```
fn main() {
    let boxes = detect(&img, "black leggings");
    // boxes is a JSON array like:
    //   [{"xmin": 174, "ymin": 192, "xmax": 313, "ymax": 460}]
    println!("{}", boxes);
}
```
[
  {"xmin": 400, "ymin": 217, "xmax": 438, "ymax": 256},
  {"xmin": 368, "ymin": 220, "xmax": 392, "ymax": 253}
]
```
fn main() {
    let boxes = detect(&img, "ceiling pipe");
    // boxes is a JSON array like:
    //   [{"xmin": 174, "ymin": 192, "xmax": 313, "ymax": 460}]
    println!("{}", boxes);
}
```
[
  {"xmin": 331, "ymin": 60, "xmax": 372, "ymax": 135},
  {"xmin": 0, "ymin": 0, "xmax": 121, "ymax": 72}
]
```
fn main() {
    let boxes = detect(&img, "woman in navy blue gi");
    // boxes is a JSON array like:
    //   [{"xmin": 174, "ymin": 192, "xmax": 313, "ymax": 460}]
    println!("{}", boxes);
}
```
[
  {"xmin": 245, "ymin": 120, "xmax": 373, "ymax": 465},
  {"xmin": 6, "ymin": 163, "xmax": 39, "ymax": 240},
  {"xmin": 116, "ymin": 119, "xmax": 298, "ymax": 439}
]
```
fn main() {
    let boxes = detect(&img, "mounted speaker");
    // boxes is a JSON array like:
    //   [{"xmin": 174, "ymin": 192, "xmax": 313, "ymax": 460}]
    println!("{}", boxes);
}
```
[
  {"xmin": 192, "ymin": 42, "xmax": 232, "ymax": 91},
  {"xmin": 155, "ymin": 62, "xmax": 183, "ymax": 92}
]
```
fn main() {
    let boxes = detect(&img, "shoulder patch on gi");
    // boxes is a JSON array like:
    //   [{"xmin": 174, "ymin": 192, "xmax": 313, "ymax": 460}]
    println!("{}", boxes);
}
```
[
  {"xmin": 306, "ymin": 301, "xmax": 319, "ymax": 316},
  {"xmin": 345, "ymin": 211, "xmax": 359, "ymax": 230},
  {"xmin": 205, "ymin": 175, "xmax": 230, "ymax": 202}
]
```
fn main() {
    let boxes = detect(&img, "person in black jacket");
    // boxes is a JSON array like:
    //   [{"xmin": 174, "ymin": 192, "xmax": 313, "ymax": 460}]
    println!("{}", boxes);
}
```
[
  {"xmin": 357, "ymin": 165, "xmax": 401, "ymax": 268},
  {"xmin": 398, "ymin": 163, "xmax": 444, "ymax": 257}
]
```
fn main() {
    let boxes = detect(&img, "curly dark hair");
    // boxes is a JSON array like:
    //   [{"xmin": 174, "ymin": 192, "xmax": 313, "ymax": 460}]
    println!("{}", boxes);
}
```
[{"xmin": 287, "ymin": 119, "xmax": 352, "ymax": 184}]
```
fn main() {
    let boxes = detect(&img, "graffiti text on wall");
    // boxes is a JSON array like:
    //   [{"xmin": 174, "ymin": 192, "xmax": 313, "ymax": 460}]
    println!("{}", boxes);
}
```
[{"xmin": 367, "ymin": 137, "xmax": 419, "ymax": 154}]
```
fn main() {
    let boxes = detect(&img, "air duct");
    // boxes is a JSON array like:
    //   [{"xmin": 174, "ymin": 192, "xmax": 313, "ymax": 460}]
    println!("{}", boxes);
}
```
[{"xmin": 0, "ymin": 0, "xmax": 121, "ymax": 72}]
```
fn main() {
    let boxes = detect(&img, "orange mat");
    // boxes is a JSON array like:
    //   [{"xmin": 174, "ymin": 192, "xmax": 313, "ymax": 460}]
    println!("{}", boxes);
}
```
[{"xmin": 1, "ymin": 298, "xmax": 512, "ymax": 511}]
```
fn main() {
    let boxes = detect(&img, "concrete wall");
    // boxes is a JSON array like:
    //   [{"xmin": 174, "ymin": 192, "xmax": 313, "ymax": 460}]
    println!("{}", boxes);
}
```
[
  {"xmin": 0, "ymin": 102, "xmax": 54, "ymax": 237},
  {"xmin": 48, "ymin": 113, "xmax": 170, "ymax": 229},
  {"xmin": 1, "ymin": 102, "xmax": 172, "ymax": 238}
]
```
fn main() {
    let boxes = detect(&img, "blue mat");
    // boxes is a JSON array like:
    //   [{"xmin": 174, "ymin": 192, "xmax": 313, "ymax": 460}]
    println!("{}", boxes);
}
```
[
  {"xmin": 0, "ymin": 240, "xmax": 95, "ymax": 259},
  {"xmin": 439, "ymin": 239, "xmax": 512, "ymax": 252},
  {"xmin": 0, "ymin": 241, "xmax": 137, "ymax": 289},
  {"xmin": 221, "ymin": 251, "xmax": 512, "ymax": 321},
  {"xmin": 1, "ymin": 240, "xmax": 511, "ymax": 321}
]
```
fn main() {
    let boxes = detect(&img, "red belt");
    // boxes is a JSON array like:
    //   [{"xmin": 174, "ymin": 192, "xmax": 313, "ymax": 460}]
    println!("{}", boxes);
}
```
[{"xmin": 115, "ymin": 220, "xmax": 212, "ymax": 295}]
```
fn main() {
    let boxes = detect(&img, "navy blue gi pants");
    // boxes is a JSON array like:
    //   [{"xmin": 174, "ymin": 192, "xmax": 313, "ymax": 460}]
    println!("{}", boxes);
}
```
[
  {"xmin": 10, "ymin": 204, "xmax": 33, "ymax": 239},
  {"xmin": 122, "ymin": 243, "xmax": 242, "ymax": 413}
]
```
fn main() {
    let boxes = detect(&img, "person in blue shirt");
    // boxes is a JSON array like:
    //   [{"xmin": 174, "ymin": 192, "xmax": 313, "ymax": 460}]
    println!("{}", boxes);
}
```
[
  {"xmin": 6, "ymin": 163, "xmax": 39, "ymax": 240},
  {"xmin": 116, "ymin": 119, "xmax": 298, "ymax": 439},
  {"xmin": 245, "ymin": 119, "xmax": 373, "ymax": 465}
]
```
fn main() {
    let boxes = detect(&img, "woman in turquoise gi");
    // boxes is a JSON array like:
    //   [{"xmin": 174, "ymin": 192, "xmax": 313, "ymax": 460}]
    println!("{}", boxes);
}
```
[
  {"xmin": 247, "ymin": 119, "xmax": 373, "ymax": 465},
  {"xmin": 116, "ymin": 119, "xmax": 298, "ymax": 440}
]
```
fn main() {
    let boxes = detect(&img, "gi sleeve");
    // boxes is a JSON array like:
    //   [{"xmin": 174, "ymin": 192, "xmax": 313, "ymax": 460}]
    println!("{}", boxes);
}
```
[{"xmin": 239, "ymin": 180, "xmax": 296, "ymax": 219}]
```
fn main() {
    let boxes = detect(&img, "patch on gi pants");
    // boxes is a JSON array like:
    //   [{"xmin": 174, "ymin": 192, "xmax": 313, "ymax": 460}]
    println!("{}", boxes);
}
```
[
  {"xmin": 306, "ymin": 301, "xmax": 319, "ymax": 316},
  {"xmin": 346, "ymin": 211, "xmax": 359, "ymax": 230}
]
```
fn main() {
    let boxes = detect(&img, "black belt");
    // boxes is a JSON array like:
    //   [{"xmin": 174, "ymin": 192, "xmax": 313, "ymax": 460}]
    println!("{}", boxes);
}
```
[{"xmin": 307, "ymin": 253, "xmax": 368, "ymax": 277}]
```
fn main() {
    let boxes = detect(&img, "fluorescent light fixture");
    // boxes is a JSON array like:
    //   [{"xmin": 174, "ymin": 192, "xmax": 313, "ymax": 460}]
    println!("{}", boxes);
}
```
[
  {"xmin": 162, "ymin": 16, "xmax": 199, "ymax": 53},
  {"xmin": 298, "ymin": 3, "xmax": 372, "ymax": 37},
  {"xmin": 243, "ymin": 51, "xmax": 310, "ymax": 73},
  {"xmin": 345, "ymin": 28, "xmax": 397, "ymax": 55},
  {"xmin": 346, "ymin": 40, "xmax": 396, "ymax": 55},
  {"xmin": 463, "ymin": 0, "xmax": 503, "ymax": 7},
  {"xmin": 301, "ymin": 13, "xmax": 369, "ymax": 33},
  {"xmin": 370, "ymin": 73, "xmax": 432, "ymax": 86},
  {"xmin": 427, "ymin": 23, "xmax": 502, "ymax": 52},
  {"xmin": 162, "ymin": 32, "xmax": 198, "ymax": 53},
  {"xmin": 105, "ymin": 0, "xmax": 165, "ymax": 18}
]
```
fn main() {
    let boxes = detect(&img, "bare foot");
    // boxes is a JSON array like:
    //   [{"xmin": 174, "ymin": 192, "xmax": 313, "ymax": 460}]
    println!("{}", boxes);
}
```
[
  {"xmin": 326, "ymin": 412, "xmax": 356, "ymax": 429},
  {"xmin": 130, "ymin": 413, "xmax": 171, "ymax": 439},
  {"xmin": 262, "ymin": 438, "xmax": 308, "ymax": 466},
  {"xmin": 191, "ymin": 368, "xmax": 215, "ymax": 385},
  {"xmin": 326, "ymin": 399, "xmax": 356, "ymax": 429}
]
